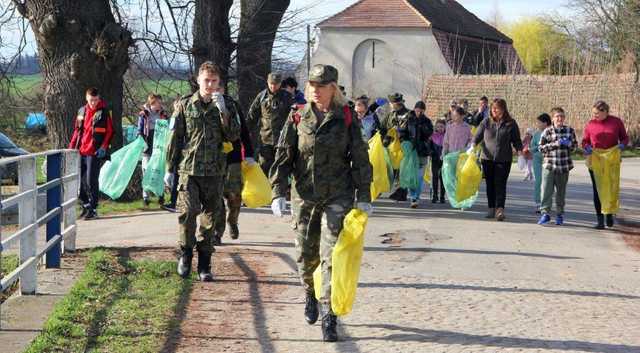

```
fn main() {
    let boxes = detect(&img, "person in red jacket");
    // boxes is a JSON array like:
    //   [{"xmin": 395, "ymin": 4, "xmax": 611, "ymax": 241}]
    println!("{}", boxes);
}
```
[
  {"xmin": 581, "ymin": 100, "xmax": 629, "ymax": 229},
  {"xmin": 69, "ymin": 87, "xmax": 114, "ymax": 220}
]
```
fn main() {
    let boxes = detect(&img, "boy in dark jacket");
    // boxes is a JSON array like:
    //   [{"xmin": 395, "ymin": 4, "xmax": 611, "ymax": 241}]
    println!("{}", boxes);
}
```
[{"xmin": 137, "ymin": 94, "xmax": 169, "ymax": 207}]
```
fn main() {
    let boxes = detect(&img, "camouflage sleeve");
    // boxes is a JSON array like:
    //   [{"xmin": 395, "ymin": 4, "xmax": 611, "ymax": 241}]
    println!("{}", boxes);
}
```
[
  {"xmin": 270, "ymin": 114, "xmax": 298, "ymax": 200},
  {"xmin": 349, "ymin": 114, "xmax": 373, "ymax": 203},
  {"xmin": 166, "ymin": 100, "xmax": 186, "ymax": 173},
  {"xmin": 221, "ymin": 98, "xmax": 241, "ymax": 142}
]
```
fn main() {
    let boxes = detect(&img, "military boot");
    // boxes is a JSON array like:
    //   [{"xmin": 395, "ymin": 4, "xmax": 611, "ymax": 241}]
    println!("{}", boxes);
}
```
[
  {"xmin": 594, "ymin": 214, "xmax": 605, "ymax": 230},
  {"xmin": 321, "ymin": 310, "xmax": 338, "ymax": 342},
  {"xmin": 197, "ymin": 251, "xmax": 214, "ymax": 282},
  {"xmin": 177, "ymin": 247, "xmax": 193, "ymax": 278},
  {"xmin": 304, "ymin": 293, "xmax": 319, "ymax": 325},
  {"xmin": 229, "ymin": 224, "xmax": 240, "ymax": 240}
]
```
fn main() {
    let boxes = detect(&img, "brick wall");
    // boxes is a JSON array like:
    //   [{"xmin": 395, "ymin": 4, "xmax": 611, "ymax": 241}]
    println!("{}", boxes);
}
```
[{"xmin": 424, "ymin": 74, "xmax": 640, "ymax": 145}]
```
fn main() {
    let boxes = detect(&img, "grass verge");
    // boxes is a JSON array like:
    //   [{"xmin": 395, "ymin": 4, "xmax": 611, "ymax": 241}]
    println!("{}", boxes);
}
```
[
  {"xmin": 1, "ymin": 254, "xmax": 19, "ymax": 303},
  {"xmin": 25, "ymin": 249, "xmax": 191, "ymax": 353}
]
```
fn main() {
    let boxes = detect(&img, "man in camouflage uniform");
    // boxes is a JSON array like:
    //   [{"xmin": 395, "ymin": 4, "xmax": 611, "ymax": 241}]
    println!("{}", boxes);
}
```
[
  {"xmin": 212, "ymin": 92, "xmax": 255, "ymax": 245},
  {"xmin": 247, "ymin": 72, "xmax": 295, "ymax": 176},
  {"xmin": 166, "ymin": 61, "xmax": 240, "ymax": 281},
  {"xmin": 270, "ymin": 64, "xmax": 373, "ymax": 342},
  {"xmin": 380, "ymin": 93, "xmax": 412, "ymax": 201}
]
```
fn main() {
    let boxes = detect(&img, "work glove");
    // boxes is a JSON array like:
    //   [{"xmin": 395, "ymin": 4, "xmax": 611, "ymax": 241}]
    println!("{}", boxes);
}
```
[
  {"xmin": 584, "ymin": 145, "xmax": 593, "ymax": 155},
  {"xmin": 375, "ymin": 98, "xmax": 387, "ymax": 106},
  {"xmin": 212, "ymin": 92, "xmax": 227, "ymax": 115},
  {"xmin": 466, "ymin": 144, "xmax": 475, "ymax": 155},
  {"xmin": 164, "ymin": 172, "xmax": 175, "ymax": 187},
  {"xmin": 559, "ymin": 137, "xmax": 571, "ymax": 147},
  {"xmin": 356, "ymin": 202, "xmax": 373, "ymax": 216},
  {"xmin": 618, "ymin": 143, "xmax": 625, "ymax": 151},
  {"xmin": 271, "ymin": 197, "xmax": 287, "ymax": 217},
  {"xmin": 244, "ymin": 157, "xmax": 257, "ymax": 166},
  {"xmin": 96, "ymin": 148, "xmax": 106, "ymax": 159}
]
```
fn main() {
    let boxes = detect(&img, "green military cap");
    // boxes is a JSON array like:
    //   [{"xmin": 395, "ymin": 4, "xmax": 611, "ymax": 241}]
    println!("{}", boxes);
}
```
[
  {"xmin": 267, "ymin": 72, "xmax": 283, "ymax": 84},
  {"xmin": 388, "ymin": 93, "xmax": 404, "ymax": 103},
  {"xmin": 308, "ymin": 64, "xmax": 338, "ymax": 85}
]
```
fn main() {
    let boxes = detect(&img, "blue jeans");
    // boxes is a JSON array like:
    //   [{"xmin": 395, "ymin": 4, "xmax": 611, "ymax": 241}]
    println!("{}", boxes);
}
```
[{"xmin": 409, "ymin": 165, "xmax": 426, "ymax": 201}]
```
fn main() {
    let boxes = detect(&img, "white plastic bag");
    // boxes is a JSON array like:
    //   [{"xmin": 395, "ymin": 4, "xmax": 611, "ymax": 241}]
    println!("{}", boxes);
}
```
[{"xmin": 517, "ymin": 155, "xmax": 526, "ymax": 171}]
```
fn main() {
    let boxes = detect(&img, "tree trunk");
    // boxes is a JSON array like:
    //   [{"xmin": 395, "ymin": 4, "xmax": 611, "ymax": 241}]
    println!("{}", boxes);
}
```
[
  {"xmin": 191, "ymin": 0, "xmax": 234, "ymax": 89},
  {"xmin": 237, "ymin": 0, "xmax": 290, "ymax": 111},
  {"xmin": 14, "ymin": 0, "xmax": 132, "ymax": 149}
]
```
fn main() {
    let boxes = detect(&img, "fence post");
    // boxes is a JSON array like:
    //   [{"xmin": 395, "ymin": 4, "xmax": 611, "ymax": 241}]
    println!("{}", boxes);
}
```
[
  {"xmin": 19, "ymin": 157, "xmax": 37, "ymax": 294},
  {"xmin": 63, "ymin": 151, "xmax": 79, "ymax": 253},
  {"xmin": 46, "ymin": 152, "xmax": 62, "ymax": 268}
]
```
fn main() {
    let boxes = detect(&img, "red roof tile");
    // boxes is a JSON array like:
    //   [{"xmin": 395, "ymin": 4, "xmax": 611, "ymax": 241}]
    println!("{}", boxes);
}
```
[{"xmin": 318, "ymin": 0, "xmax": 429, "ymax": 28}]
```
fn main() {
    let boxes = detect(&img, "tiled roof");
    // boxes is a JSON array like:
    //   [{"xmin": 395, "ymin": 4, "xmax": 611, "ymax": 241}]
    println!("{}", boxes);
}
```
[
  {"xmin": 318, "ymin": 0, "xmax": 512, "ymax": 43},
  {"xmin": 317, "ymin": 0, "xmax": 429, "ymax": 29}
]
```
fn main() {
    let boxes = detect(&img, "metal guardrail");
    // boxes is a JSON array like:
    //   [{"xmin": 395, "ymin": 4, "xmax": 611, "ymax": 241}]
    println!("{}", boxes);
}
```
[{"xmin": 0, "ymin": 149, "xmax": 80, "ymax": 328}]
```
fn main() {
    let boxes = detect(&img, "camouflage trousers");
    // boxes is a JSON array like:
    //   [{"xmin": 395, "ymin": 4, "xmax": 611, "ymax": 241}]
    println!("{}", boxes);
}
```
[
  {"xmin": 214, "ymin": 162, "xmax": 243, "ymax": 235},
  {"xmin": 177, "ymin": 174, "xmax": 223, "ymax": 254},
  {"xmin": 258, "ymin": 144, "xmax": 275, "ymax": 177},
  {"xmin": 291, "ymin": 192, "xmax": 352, "ymax": 305}
]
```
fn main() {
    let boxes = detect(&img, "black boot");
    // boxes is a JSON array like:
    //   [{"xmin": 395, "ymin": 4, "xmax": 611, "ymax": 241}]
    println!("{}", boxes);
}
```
[
  {"xmin": 321, "ymin": 311, "xmax": 338, "ymax": 342},
  {"xmin": 197, "ymin": 251, "xmax": 214, "ymax": 282},
  {"xmin": 229, "ymin": 224, "xmax": 239, "ymax": 240},
  {"xmin": 606, "ymin": 214, "xmax": 614, "ymax": 228},
  {"xmin": 304, "ymin": 293, "xmax": 319, "ymax": 325},
  {"xmin": 213, "ymin": 232, "xmax": 222, "ymax": 246},
  {"xmin": 594, "ymin": 214, "xmax": 605, "ymax": 230},
  {"xmin": 177, "ymin": 247, "xmax": 193, "ymax": 278}
]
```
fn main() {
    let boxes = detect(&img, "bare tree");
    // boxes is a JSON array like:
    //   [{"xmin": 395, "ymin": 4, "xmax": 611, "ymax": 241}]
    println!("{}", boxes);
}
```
[
  {"xmin": 12, "ymin": 0, "xmax": 133, "ymax": 149},
  {"xmin": 191, "ymin": 0, "xmax": 234, "ymax": 85},
  {"xmin": 236, "ymin": 0, "xmax": 290, "ymax": 110}
]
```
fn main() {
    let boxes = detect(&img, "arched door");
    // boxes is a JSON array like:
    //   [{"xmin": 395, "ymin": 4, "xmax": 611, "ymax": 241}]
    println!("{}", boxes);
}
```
[{"xmin": 352, "ymin": 39, "xmax": 392, "ymax": 100}]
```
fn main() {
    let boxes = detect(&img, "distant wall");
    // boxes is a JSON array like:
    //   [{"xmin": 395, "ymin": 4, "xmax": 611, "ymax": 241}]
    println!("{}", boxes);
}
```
[{"xmin": 424, "ymin": 74, "xmax": 640, "ymax": 145}]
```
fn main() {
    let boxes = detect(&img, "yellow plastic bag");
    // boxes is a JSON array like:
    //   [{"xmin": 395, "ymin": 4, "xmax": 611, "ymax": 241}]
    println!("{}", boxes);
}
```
[
  {"xmin": 455, "ymin": 147, "xmax": 482, "ymax": 202},
  {"xmin": 240, "ymin": 161, "xmax": 272, "ymax": 208},
  {"xmin": 368, "ymin": 133, "xmax": 391, "ymax": 201},
  {"xmin": 589, "ymin": 147, "xmax": 621, "ymax": 215},
  {"xmin": 223, "ymin": 142, "xmax": 234, "ymax": 153},
  {"xmin": 313, "ymin": 209, "xmax": 369, "ymax": 316},
  {"xmin": 423, "ymin": 158, "xmax": 432, "ymax": 184},
  {"xmin": 387, "ymin": 128, "xmax": 403, "ymax": 170}
]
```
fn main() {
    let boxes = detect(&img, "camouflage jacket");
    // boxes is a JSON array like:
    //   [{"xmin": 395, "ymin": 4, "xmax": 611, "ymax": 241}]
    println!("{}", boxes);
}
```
[
  {"xmin": 271, "ymin": 103, "xmax": 372, "ymax": 203},
  {"xmin": 247, "ymin": 88, "xmax": 295, "ymax": 146},
  {"xmin": 166, "ymin": 93, "xmax": 241, "ymax": 176}
]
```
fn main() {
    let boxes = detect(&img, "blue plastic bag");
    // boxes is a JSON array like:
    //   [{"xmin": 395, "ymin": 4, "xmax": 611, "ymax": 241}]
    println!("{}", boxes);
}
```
[
  {"xmin": 142, "ymin": 119, "xmax": 170, "ymax": 197},
  {"xmin": 99, "ymin": 137, "xmax": 146, "ymax": 200},
  {"xmin": 399, "ymin": 141, "xmax": 420, "ymax": 190}
]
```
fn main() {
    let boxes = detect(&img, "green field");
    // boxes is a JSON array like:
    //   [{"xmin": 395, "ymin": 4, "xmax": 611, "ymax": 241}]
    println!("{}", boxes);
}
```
[{"xmin": 8, "ymin": 74, "xmax": 192, "ymax": 100}]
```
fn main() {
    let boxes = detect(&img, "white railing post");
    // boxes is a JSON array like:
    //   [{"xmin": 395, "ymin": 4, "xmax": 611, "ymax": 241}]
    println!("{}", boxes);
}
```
[
  {"xmin": 18, "ymin": 157, "xmax": 37, "ymax": 295},
  {"xmin": 63, "ymin": 151, "xmax": 79, "ymax": 253}
]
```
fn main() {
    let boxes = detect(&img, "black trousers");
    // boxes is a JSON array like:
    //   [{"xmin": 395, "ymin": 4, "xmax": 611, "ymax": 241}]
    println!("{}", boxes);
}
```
[
  {"xmin": 431, "ymin": 158, "xmax": 445, "ymax": 200},
  {"xmin": 588, "ymin": 170, "xmax": 603, "ymax": 215},
  {"xmin": 481, "ymin": 160, "xmax": 512, "ymax": 209},
  {"xmin": 80, "ymin": 156, "xmax": 101, "ymax": 210}
]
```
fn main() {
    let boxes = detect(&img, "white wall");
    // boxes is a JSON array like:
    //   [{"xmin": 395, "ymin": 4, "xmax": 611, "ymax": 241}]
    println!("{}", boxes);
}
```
[{"xmin": 310, "ymin": 27, "xmax": 452, "ymax": 106}]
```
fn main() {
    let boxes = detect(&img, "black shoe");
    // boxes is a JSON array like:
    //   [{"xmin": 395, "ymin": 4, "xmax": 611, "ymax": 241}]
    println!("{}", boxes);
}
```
[
  {"xmin": 594, "ymin": 214, "xmax": 605, "ymax": 230},
  {"xmin": 143, "ymin": 198, "xmax": 150, "ymax": 207},
  {"xmin": 431, "ymin": 197, "xmax": 438, "ymax": 204},
  {"xmin": 321, "ymin": 313, "xmax": 338, "ymax": 342},
  {"xmin": 389, "ymin": 188, "xmax": 408, "ymax": 202},
  {"xmin": 197, "ymin": 251, "xmax": 214, "ymax": 282},
  {"xmin": 161, "ymin": 204, "xmax": 177, "ymax": 213},
  {"xmin": 158, "ymin": 196, "xmax": 165, "ymax": 205},
  {"xmin": 304, "ymin": 294, "xmax": 319, "ymax": 325},
  {"xmin": 213, "ymin": 233, "xmax": 222, "ymax": 246},
  {"xmin": 84, "ymin": 209, "xmax": 98, "ymax": 220},
  {"xmin": 177, "ymin": 247, "xmax": 193, "ymax": 278},
  {"xmin": 79, "ymin": 204, "xmax": 90, "ymax": 218},
  {"xmin": 440, "ymin": 198, "xmax": 445, "ymax": 204},
  {"xmin": 606, "ymin": 214, "xmax": 614, "ymax": 228},
  {"xmin": 229, "ymin": 224, "xmax": 239, "ymax": 240}
]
